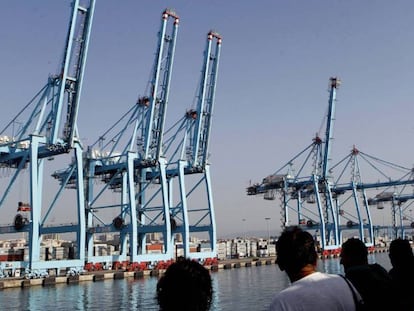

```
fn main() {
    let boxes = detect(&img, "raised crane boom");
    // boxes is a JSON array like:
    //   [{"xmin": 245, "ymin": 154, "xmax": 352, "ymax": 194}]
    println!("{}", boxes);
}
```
[
  {"xmin": 90, "ymin": 9, "xmax": 179, "ymax": 164},
  {"xmin": 61, "ymin": 1, "xmax": 95, "ymax": 147},
  {"xmin": 139, "ymin": 9, "xmax": 179, "ymax": 161},
  {"xmin": 190, "ymin": 31, "xmax": 222, "ymax": 168},
  {"xmin": 322, "ymin": 77, "xmax": 340, "ymax": 180},
  {"xmin": 163, "ymin": 31, "xmax": 222, "ymax": 170},
  {"xmin": 1, "ymin": 0, "xmax": 94, "ymax": 152}
]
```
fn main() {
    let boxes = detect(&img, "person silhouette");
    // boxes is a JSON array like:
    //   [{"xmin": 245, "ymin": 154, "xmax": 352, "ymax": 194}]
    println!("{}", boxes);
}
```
[
  {"xmin": 269, "ymin": 226, "xmax": 357, "ymax": 311},
  {"xmin": 156, "ymin": 257, "xmax": 213, "ymax": 311},
  {"xmin": 340, "ymin": 238, "xmax": 396, "ymax": 311},
  {"xmin": 388, "ymin": 238, "xmax": 414, "ymax": 310}
]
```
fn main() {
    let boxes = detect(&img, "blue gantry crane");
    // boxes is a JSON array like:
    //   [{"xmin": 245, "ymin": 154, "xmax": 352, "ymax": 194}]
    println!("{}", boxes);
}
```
[
  {"xmin": 2, "ymin": 3, "xmax": 221, "ymax": 274},
  {"xmin": 163, "ymin": 31, "xmax": 222, "ymax": 259},
  {"xmin": 368, "ymin": 191, "xmax": 414, "ymax": 240},
  {"xmin": 73, "ymin": 9, "xmax": 179, "ymax": 265},
  {"xmin": 0, "ymin": 0, "xmax": 95, "ymax": 273},
  {"xmin": 133, "ymin": 9, "xmax": 179, "ymax": 262},
  {"xmin": 331, "ymin": 147, "xmax": 414, "ymax": 242},
  {"xmin": 247, "ymin": 77, "xmax": 414, "ymax": 253},
  {"xmin": 247, "ymin": 78, "xmax": 343, "ymax": 252}
]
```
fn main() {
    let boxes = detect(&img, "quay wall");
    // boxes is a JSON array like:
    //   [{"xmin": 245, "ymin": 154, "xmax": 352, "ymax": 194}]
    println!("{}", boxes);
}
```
[
  {"xmin": 0, "ymin": 246, "xmax": 389, "ymax": 290},
  {"xmin": 0, "ymin": 257, "xmax": 276, "ymax": 290}
]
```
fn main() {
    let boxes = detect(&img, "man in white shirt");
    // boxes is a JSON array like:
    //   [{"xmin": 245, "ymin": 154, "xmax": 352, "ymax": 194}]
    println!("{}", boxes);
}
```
[{"xmin": 269, "ymin": 227, "xmax": 359, "ymax": 311}]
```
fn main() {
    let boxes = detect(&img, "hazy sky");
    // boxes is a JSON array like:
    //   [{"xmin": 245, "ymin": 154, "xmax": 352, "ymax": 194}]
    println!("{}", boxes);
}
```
[{"xmin": 1, "ymin": 1, "xmax": 414, "ymax": 238}]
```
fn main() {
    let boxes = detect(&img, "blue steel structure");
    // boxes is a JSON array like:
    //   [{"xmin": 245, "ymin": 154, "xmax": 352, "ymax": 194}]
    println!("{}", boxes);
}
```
[
  {"xmin": 72, "ymin": 9, "xmax": 179, "ymax": 264},
  {"xmin": 0, "ymin": 0, "xmax": 95, "ymax": 273},
  {"xmin": 368, "ymin": 192, "xmax": 414, "ymax": 240},
  {"xmin": 247, "ymin": 77, "xmax": 414, "ymax": 252},
  {"xmin": 0, "ymin": 4, "xmax": 221, "ymax": 275},
  {"xmin": 246, "ymin": 78, "xmax": 341, "ymax": 251},
  {"xmin": 164, "ymin": 31, "xmax": 222, "ymax": 259},
  {"xmin": 331, "ymin": 148, "xmax": 414, "ymax": 242}
]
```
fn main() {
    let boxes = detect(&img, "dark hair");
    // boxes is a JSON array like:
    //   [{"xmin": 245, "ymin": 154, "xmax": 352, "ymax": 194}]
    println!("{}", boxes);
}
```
[
  {"xmin": 276, "ymin": 226, "xmax": 317, "ymax": 273},
  {"xmin": 389, "ymin": 238, "xmax": 414, "ymax": 267},
  {"xmin": 156, "ymin": 258, "xmax": 213, "ymax": 311},
  {"xmin": 341, "ymin": 238, "xmax": 368, "ymax": 266}
]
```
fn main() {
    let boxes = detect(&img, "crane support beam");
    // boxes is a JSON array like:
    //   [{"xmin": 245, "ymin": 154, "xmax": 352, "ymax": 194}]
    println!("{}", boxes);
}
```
[
  {"xmin": 162, "ymin": 31, "xmax": 222, "ymax": 260},
  {"xmin": 79, "ymin": 9, "xmax": 180, "ymax": 265}
]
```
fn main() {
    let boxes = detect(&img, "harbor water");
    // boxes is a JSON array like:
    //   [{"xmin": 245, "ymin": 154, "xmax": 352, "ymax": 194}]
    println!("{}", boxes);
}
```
[{"xmin": 0, "ymin": 252, "xmax": 391, "ymax": 311}]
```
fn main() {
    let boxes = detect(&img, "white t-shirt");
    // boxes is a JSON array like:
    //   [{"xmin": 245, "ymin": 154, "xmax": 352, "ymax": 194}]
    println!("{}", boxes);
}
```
[{"xmin": 269, "ymin": 272, "xmax": 356, "ymax": 311}]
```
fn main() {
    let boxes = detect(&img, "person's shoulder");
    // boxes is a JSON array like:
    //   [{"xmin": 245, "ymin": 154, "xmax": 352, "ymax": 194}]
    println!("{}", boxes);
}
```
[
  {"xmin": 269, "ymin": 284, "xmax": 296, "ymax": 304},
  {"xmin": 347, "ymin": 264, "xmax": 389, "ymax": 279},
  {"xmin": 307, "ymin": 272, "xmax": 342, "ymax": 280},
  {"xmin": 294, "ymin": 272, "xmax": 344, "ymax": 286},
  {"xmin": 369, "ymin": 263, "xmax": 392, "ymax": 279},
  {"xmin": 347, "ymin": 264, "xmax": 375, "ymax": 278},
  {"xmin": 290, "ymin": 271, "xmax": 326, "ymax": 283},
  {"xmin": 369, "ymin": 263, "xmax": 388, "ymax": 273},
  {"xmin": 303, "ymin": 272, "xmax": 345, "ymax": 280},
  {"xmin": 269, "ymin": 284, "xmax": 306, "ymax": 311},
  {"xmin": 316, "ymin": 273, "xmax": 350, "ymax": 285},
  {"xmin": 269, "ymin": 293, "xmax": 290, "ymax": 311}
]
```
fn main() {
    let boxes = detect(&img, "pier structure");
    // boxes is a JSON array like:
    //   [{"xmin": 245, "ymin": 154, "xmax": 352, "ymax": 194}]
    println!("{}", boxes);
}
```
[
  {"xmin": 0, "ymin": 255, "xmax": 277, "ymax": 290},
  {"xmin": 163, "ymin": 30, "xmax": 222, "ymax": 260},
  {"xmin": 247, "ymin": 77, "xmax": 414, "ymax": 254}
]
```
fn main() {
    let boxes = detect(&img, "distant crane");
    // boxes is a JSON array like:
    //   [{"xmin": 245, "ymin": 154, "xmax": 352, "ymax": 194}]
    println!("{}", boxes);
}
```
[
  {"xmin": 247, "ymin": 78, "xmax": 341, "ymax": 251},
  {"xmin": 163, "ymin": 31, "xmax": 222, "ymax": 259},
  {"xmin": 247, "ymin": 77, "xmax": 414, "ymax": 253},
  {"xmin": 0, "ymin": 0, "xmax": 95, "ymax": 272},
  {"xmin": 331, "ymin": 146, "xmax": 414, "ymax": 241},
  {"xmin": 368, "ymin": 191, "xmax": 414, "ymax": 239}
]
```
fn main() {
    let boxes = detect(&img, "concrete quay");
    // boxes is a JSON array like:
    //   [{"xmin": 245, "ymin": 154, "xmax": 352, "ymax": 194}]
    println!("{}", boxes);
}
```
[
  {"xmin": 0, "ymin": 257, "xmax": 278, "ymax": 290},
  {"xmin": 318, "ymin": 246, "xmax": 388, "ymax": 259},
  {"xmin": 0, "ymin": 248, "xmax": 392, "ymax": 290}
]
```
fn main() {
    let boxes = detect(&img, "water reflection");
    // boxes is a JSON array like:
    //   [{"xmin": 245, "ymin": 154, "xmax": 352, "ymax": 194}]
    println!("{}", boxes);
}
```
[
  {"xmin": 318, "ymin": 257, "xmax": 343, "ymax": 274},
  {"xmin": 211, "ymin": 264, "xmax": 289, "ymax": 311},
  {"xmin": 318, "ymin": 251, "xmax": 391, "ymax": 276}
]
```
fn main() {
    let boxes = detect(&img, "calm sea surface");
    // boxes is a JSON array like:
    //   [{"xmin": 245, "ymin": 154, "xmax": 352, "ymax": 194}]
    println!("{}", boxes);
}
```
[{"xmin": 0, "ymin": 253, "xmax": 391, "ymax": 311}]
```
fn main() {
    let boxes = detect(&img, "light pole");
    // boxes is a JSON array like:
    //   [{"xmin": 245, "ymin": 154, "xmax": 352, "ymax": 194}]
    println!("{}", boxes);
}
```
[
  {"xmin": 242, "ymin": 218, "xmax": 246, "ymax": 240},
  {"xmin": 242, "ymin": 218, "xmax": 247, "ymax": 256},
  {"xmin": 265, "ymin": 217, "xmax": 271, "ymax": 242}
]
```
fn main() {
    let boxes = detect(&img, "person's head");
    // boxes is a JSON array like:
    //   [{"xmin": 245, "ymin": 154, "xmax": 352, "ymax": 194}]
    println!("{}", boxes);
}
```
[
  {"xmin": 156, "ymin": 257, "xmax": 213, "ymax": 311},
  {"xmin": 340, "ymin": 238, "xmax": 368, "ymax": 272},
  {"xmin": 276, "ymin": 226, "xmax": 317, "ymax": 279},
  {"xmin": 389, "ymin": 238, "xmax": 414, "ymax": 268}
]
